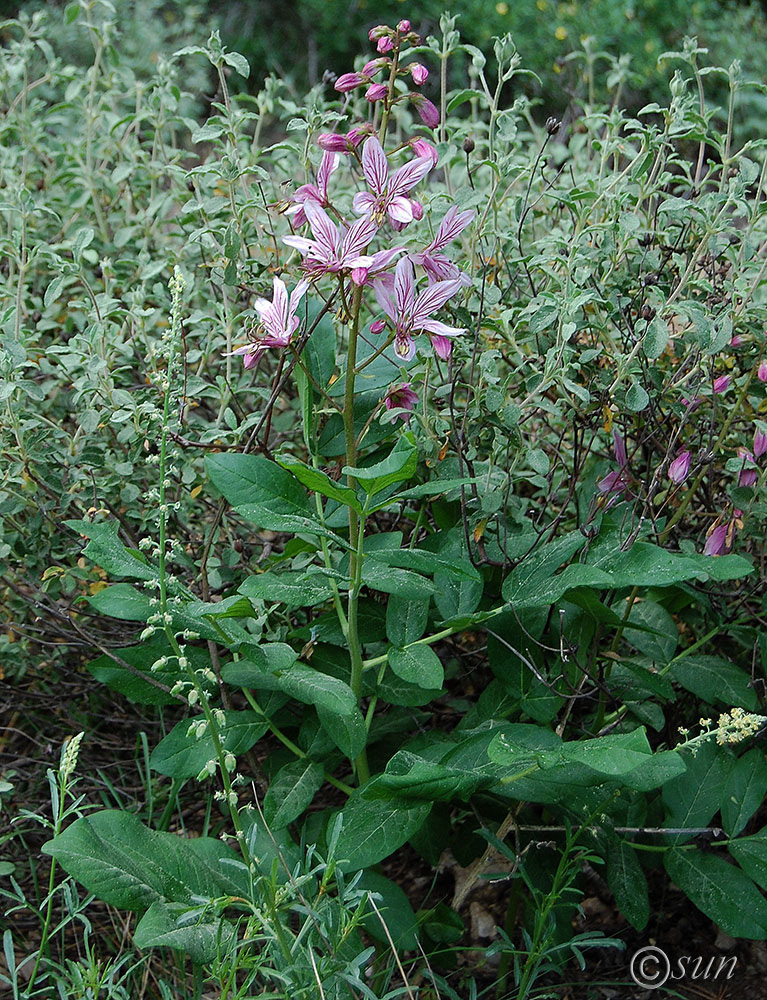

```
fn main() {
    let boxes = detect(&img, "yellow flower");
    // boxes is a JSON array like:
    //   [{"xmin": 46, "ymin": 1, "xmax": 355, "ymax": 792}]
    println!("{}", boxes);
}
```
[
  {"xmin": 496, "ymin": 1, "xmax": 509, "ymax": 12},
  {"xmin": 555, "ymin": 25, "xmax": 568, "ymax": 41}
]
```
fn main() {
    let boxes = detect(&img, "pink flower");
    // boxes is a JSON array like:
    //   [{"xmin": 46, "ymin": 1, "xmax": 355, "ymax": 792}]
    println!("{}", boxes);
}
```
[
  {"xmin": 286, "ymin": 151, "xmax": 338, "ymax": 227},
  {"xmin": 372, "ymin": 256, "xmax": 465, "ymax": 360},
  {"xmin": 366, "ymin": 83, "xmax": 388, "ymax": 102},
  {"xmin": 730, "ymin": 334, "xmax": 743, "ymax": 347},
  {"xmin": 385, "ymin": 382, "xmax": 419, "ymax": 422},
  {"xmin": 411, "ymin": 205, "xmax": 474, "ymax": 286},
  {"xmin": 737, "ymin": 448, "xmax": 758, "ymax": 487},
  {"xmin": 410, "ymin": 63, "xmax": 429, "ymax": 85},
  {"xmin": 703, "ymin": 523, "xmax": 729, "ymax": 556},
  {"xmin": 682, "ymin": 396, "xmax": 700, "ymax": 411},
  {"xmin": 377, "ymin": 36, "xmax": 394, "ymax": 54},
  {"xmin": 370, "ymin": 319, "xmax": 386, "ymax": 334},
  {"xmin": 282, "ymin": 200, "xmax": 382, "ymax": 277},
  {"xmin": 754, "ymin": 428, "xmax": 767, "ymax": 458},
  {"xmin": 759, "ymin": 360, "xmax": 767, "ymax": 382},
  {"xmin": 353, "ymin": 135, "xmax": 433, "ymax": 227},
  {"xmin": 397, "ymin": 19, "xmax": 411, "ymax": 32},
  {"xmin": 369, "ymin": 24, "xmax": 390, "ymax": 41},
  {"xmin": 409, "ymin": 136, "xmax": 438, "ymax": 166},
  {"xmin": 668, "ymin": 450, "xmax": 691, "ymax": 484},
  {"xmin": 228, "ymin": 277, "xmax": 309, "ymax": 367},
  {"xmin": 597, "ymin": 430, "xmax": 630, "ymax": 504},
  {"xmin": 362, "ymin": 57, "xmax": 390, "ymax": 76},
  {"xmin": 335, "ymin": 72, "xmax": 366, "ymax": 93},
  {"xmin": 317, "ymin": 126, "xmax": 370, "ymax": 154},
  {"xmin": 713, "ymin": 374, "xmax": 730, "ymax": 394},
  {"xmin": 410, "ymin": 93, "xmax": 440, "ymax": 128}
]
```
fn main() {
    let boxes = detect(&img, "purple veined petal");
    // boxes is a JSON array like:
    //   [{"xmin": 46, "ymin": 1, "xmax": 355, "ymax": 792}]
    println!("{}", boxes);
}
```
[
  {"xmin": 419, "ymin": 317, "xmax": 465, "ymax": 339},
  {"xmin": 316, "ymin": 151, "xmax": 339, "ymax": 197},
  {"xmin": 282, "ymin": 235, "xmax": 318, "ymax": 255},
  {"xmin": 431, "ymin": 206, "xmax": 475, "ymax": 251},
  {"xmin": 430, "ymin": 334, "xmax": 453, "ymax": 359},
  {"xmin": 388, "ymin": 195, "xmax": 414, "ymax": 224},
  {"xmin": 285, "ymin": 205, "xmax": 307, "ymax": 227},
  {"xmin": 292, "ymin": 182, "xmax": 322, "ymax": 205},
  {"xmin": 411, "ymin": 277, "xmax": 462, "ymax": 324},
  {"xmin": 339, "ymin": 214, "xmax": 378, "ymax": 261},
  {"xmin": 597, "ymin": 469, "xmax": 627, "ymax": 496},
  {"xmin": 343, "ymin": 253, "xmax": 376, "ymax": 272},
  {"xmin": 271, "ymin": 277, "xmax": 289, "ymax": 329},
  {"xmin": 393, "ymin": 257, "xmax": 417, "ymax": 318},
  {"xmin": 352, "ymin": 190, "xmax": 377, "ymax": 216},
  {"xmin": 394, "ymin": 330, "xmax": 416, "ymax": 361},
  {"xmin": 703, "ymin": 523, "xmax": 728, "ymax": 556},
  {"xmin": 373, "ymin": 273, "xmax": 398, "ymax": 322},
  {"xmin": 612, "ymin": 430, "xmax": 627, "ymax": 469},
  {"xmin": 304, "ymin": 201, "xmax": 339, "ymax": 258},
  {"xmin": 361, "ymin": 135, "xmax": 389, "ymax": 196},
  {"xmin": 288, "ymin": 278, "xmax": 309, "ymax": 318},
  {"xmin": 388, "ymin": 156, "xmax": 432, "ymax": 199},
  {"xmin": 367, "ymin": 246, "xmax": 403, "ymax": 273}
]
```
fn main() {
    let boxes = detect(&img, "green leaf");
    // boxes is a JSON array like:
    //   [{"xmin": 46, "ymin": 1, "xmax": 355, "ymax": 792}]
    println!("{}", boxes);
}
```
[
  {"xmin": 42, "ymin": 811, "xmax": 245, "ymax": 911},
  {"xmin": 343, "ymin": 434, "xmax": 418, "ymax": 498},
  {"xmin": 721, "ymin": 750, "xmax": 767, "ymax": 838},
  {"xmin": 606, "ymin": 836, "xmax": 649, "ymax": 931},
  {"xmin": 206, "ymin": 452, "xmax": 312, "ymax": 515},
  {"xmin": 625, "ymin": 381, "xmax": 649, "ymax": 412},
  {"xmin": 317, "ymin": 702, "xmax": 368, "ymax": 758},
  {"xmin": 278, "ymin": 664, "xmax": 357, "ymax": 717},
  {"xmin": 86, "ymin": 583, "xmax": 151, "ymax": 621},
  {"xmin": 362, "ymin": 558, "xmax": 434, "ymax": 599},
  {"xmin": 150, "ymin": 711, "xmax": 267, "ymax": 780},
  {"xmin": 671, "ymin": 655, "xmax": 759, "ymax": 710},
  {"xmin": 662, "ymin": 741, "xmax": 733, "ymax": 843},
  {"xmin": 489, "ymin": 727, "xmax": 653, "ymax": 778},
  {"xmin": 239, "ymin": 571, "xmax": 333, "ymax": 608},
  {"xmin": 134, "ymin": 902, "xmax": 233, "ymax": 963},
  {"xmin": 664, "ymin": 849, "xmax": 767, "ymax": 939},
  {"xmin": 357, "ymin": 871, "xmax": 419, "ymax": 950},
  {"xmin": 86, "ymin": 637, "xmax": 178, "ymax": 706},
  {"xmin": 386, "ymin": 596, "xmax": 429, "ymax": 646},
  {"xmin": 334, "ymin": 792, "xmax": 431, "ymax": 871},
  {"xmin": 65, "ymin": 519, "xmax": 156, "ymax": 581},
  {"xmin": 276, "ymin": 453, "xmax": 362, "ymax": 512},
  {"xmin": 222, "ymin": 51, "xmax": 250, "ymax": 77},
  {"xmin": 643, "ymin": 315, "xmax": 668, "ymax": 359},
  {"xmin": 363, "ymin": 752, "xmax": 487, "ymax": 802},
  {"xmin": 263, "ymin": 760, "xmax": 324, "ymax": 828},
  {"xmin": 377, "ymin": 666, "xmax": 443, "ymax": 707},
  {"xmin": 626, "ymin": 600, "xmax": 678, "ymax": 663},
  {"xmin": 388, "ymin": 645, "xmax": 444, "ymax": 690},
  {"xmin": 729, "ymin": 826, "xmax": 767, "ymax": 888}
]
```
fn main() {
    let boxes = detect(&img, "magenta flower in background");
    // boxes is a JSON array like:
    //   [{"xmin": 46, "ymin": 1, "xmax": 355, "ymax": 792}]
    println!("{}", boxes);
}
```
[
  {"xmin": 353, "ymin": 135, "xmax": 432, "ymax": 227},
  {"xmin": 397, "ymin": 19, "xmax": 411, "ymax": 32},
  {"xmin": 411, "ymin": 205, "xmax": 474, "ymax": 285},
  {"xmin": 681, "ymin": 396, "xmax": 701, "ymax": 411},
  {"xmin": 668, "ymin": 450, "xmax": 691, "ymax": 484},
  {"xmin": 758, "ymin": 360, "xmax": 767, "ymax": 382},
  {"xmin": 377, "ymin": 36, "xmax": 394, "ymax": 53},
  {"xmin": 370, "ymin": 319, "xmax": 386, "ymax": 334},
  {"xmin": 703, "ymin": 523, "xmax": 729, "ymax": 556},
  {"xmin": 409, "ymin": 136, "xmax": 438, "ymax": 166},
  {"xmin": 366, "ymin": 83, "xmax": 388, "ymax": 102},
  {"xmin": 228, "ymin": 276, "xmax": 309, "ymax": 368},
  {"xmin": 335, "ymin": 72, "xmax": 367, "ymax": 92},
  {"xmin": 372, "ymin": 256, "xmax": 465, "ymax": 360},
  {"xmin": 737, "ymin": 448, "xmax": 758, "ymax": 487},
  {"xmin": 317, "ymin": 127, "xmax": 369, "ymax": 154},
  {"xmin": 385, "ymin": 382, "xmax": 419, "ymax": 422},
  {"xmin": 754, "ymin": 427, "xmax": 767, "ymax": 458},
  {"xmin": 713, "ymin": 374, "xmax": 731, "ymax": 394},
  {"xmin": 282, "ymin": 200, "xmax": 381, "ymax": 277},
  {"xmin": 286, "ymin": 151, "xmax": 338, "ymax": 227},
  {"xmin": 410, "ymin": 63, "xmax": 429, "ymax": 85},
  {"xmin": 369, "ymin": 24, "xmax": 390, "ymax": 41},
  {"xmin": 410, "ymin": 93, "xmax": 440, "ymax": 128},
  {"xmin": 597, "ymin": 430, "xmax": 630, "ymax": 504}
]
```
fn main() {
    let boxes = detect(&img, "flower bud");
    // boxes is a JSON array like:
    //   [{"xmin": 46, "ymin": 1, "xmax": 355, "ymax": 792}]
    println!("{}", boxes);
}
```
[
  {"xmin": 370, "ymin": 319, "xmax": 386, "ymax": 334},
  {"xmin": 668, "ymin": 450, "xmax": 691, "ymax": 484},
  {"xmin": 410, "ymin": 63, "xmax": 429, "ymax": 85},
  {"xmin": 713, "ymin": 374, "xmax": 731, "ymax": 394},
  {"xmin": 758, "ymin": 361, "xmax": 767, "ymax": 382},
  {"xmin": 411, "ymin": 93, "xmax": 440, "ymax": 128},
  {"xmin": 368, "ymin": 24, "xmax": 390, "ymax": 41},
  {"xmin": 409, "ymin": 136, "xmax": 438, "ymax": 165},
  {"xmin": 463, "ymin": 136, "xmax": 475, "ymax": 154},
  {"xmin": 351, "ymin": 267, "xmax": 369, "ymax": 286},
  {"xmin": 546, "ymin": 116, "xmax": 561, "ymax": 135},
  {"xmin": 377, "ymin": 36, "xmax": 394, "ymax": 54},
  {"xmin": 703, "ymin": 523, "xmax": 728, "ymax": 556},
  {"xmin": 335, "ymin": 72, "xmax": 365, "ymax": 93},
  {"xmin": 754, "ymin": 428, "xmax": 767, "ymax": 458},
  {"xmin": 410, "ymin": 199, "xmax": 424, "ymax": 221},
  {"xmin": 397, "ymin": 19, "xmax": 411, "ymax": 32},
  {"xmin": 362, "ymin": 57, "xmax": 390, "ymax": 77},
  {"xmin": 366, "ymin": 82, "xmax": 388, "ymax": 102}
]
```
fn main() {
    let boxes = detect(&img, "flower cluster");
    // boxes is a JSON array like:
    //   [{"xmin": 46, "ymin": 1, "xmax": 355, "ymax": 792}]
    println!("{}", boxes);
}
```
[{"xmin": 714, "ymin": 707, "xmax": 766, "ymax": 746}]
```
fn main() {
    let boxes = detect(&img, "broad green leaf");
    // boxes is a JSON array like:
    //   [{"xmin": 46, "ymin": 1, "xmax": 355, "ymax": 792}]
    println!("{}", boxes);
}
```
[
  {"xmin": 342, "ymin": 433, "xmax": 418, "ymax": 497},
  {"xmin": 263, "ymin": 760, "xmax": 324, "ymax": 828},
  {"xmin": 722, "ymin": 750, "xmax": 767, "ymax": 837},
  {"xmin": 626, "ymin": 600, "xmax": 678, "ymax": 663},
  {"xmin": 222, "ymin": 50, "xmax": 249, "ymax": 77},
  {"xmin": 357, "ymin": 871, "xmax": 419, "ymax": 951},
  {"xmin": 643, "ymin": 315, "xmax": 668, "ymax": 359},
  {"xmin": 301, "ymin": 302, "xmax": 336, "ymax": 388},
  {"xmin": 86, "ymin": 583, "xmax": 151, "ymax": 621},
  {"xmin": 377, "ymin": 666, "xmax": 443, "ymax": 707},
  {"xmin": 662, "ymin": 741, "xmax": 734, "ymax": 843},
  {"xmin": 87, "ymin": 637, "xmax": 180, "ymax": 706},
  {"xmin": 665, "ymin": 849, "xmax": 767, "ymax": 939},
  {"xmin": 388, "ymin": 645, "xmax": 444, "ymax": 690},
  {"xmin": 362, "ymin": 558, "xmax": 434, "ymax": 599},
  {"xmin": 317, "ymin": 702, "xmax": 368, "ymax": 758},
  {"xmin": 278, "ymin": 664, "xmax": 357, "ymax": 717},
  {"xmin": 386, "ymin": 596, "xmax": 429, "ymax": 647},
  {"xmin": 134, "ymin": 902, "xmax": 233, "ymax": 963},
  {"xmin": 65, "ymin": 519, "xmax": 156, "ymax": 581},
  {"xmin": 334, "ymin": 792, "xmax": 431, "ymax": 871},
  {"xmin": 183, "ymin": 595, "xmax": 256, "ymax": 619},
  {"xmin": 489, "ymin": 727, "xmax": 652, "ymax": 778},
  {"xmin": 150, "ymin": 711, "xmax": 267, "ymax": 779},
  {"xmin": 42, "ymin": 811, "xmax": 245, "ymax": 911},
  {"xmin": 671, "ymin": 655, "xmax": 759, "ymax": 710},
  {"xmin": 729, "ymin": 827, "xmax": 767, "ymax": 888},
  {"xmin": 605, "ymin": 836, "xmax": 649, "ymax": 931},
  {"xmin": 362, "ymin": 752, "xmax": 488, "ymax": 802},
  {"xmin": 370, "ymin": 548, "xmax": 480, "ymax": 582},
  {"xmin": 239, "ymin": 571, "xmax": 333, "ymax": 608},
  {"xmin": 221, "ymin": 643, "xmax": 298, "ymax": 687},
  {"xmin": 502, "ymin": 532, "xmax": 587, "ymax": 606},
  {"xmin": 276, "ymin": 453, "xmax": 362, "ymax": 513}
]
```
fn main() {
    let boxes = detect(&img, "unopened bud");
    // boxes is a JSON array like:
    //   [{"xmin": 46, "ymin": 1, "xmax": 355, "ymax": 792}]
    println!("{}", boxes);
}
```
[
  {"xmin": 545, "ymin": 116, "xmax": 560, "ymax": 135},
  {"xmin": 463, "ymin": 137, "xmax": 475, "ymax": 154}
]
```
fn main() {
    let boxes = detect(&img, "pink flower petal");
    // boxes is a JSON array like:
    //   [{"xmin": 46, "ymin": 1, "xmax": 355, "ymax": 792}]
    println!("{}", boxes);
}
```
[{"xmin": 361, "ymin": 135, "xmax": 389, "ymax": 196}]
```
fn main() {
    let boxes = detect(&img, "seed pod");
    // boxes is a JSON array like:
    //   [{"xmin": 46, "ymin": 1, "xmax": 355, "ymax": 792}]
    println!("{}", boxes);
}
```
[
  {"xmin": 545, "ymin": 116, "xmax": 560, "ymax": 135},
  {"xmin": 463, "ymin": 137, "xmax": 475, "ymax": 154}
]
